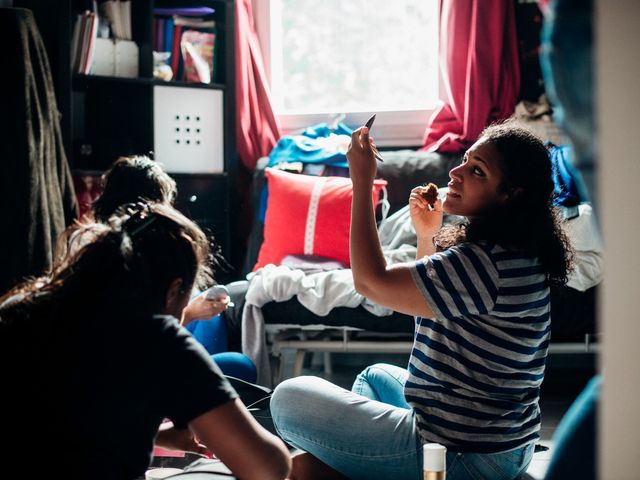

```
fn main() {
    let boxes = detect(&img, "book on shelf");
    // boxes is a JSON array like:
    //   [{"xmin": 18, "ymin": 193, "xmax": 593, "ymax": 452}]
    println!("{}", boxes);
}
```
[
  {"xmin": 170, "ymin": 23, "xmax": 183, "ymax": 77},
  {"xmin": 71, "ymin": 1, "xmax": 139, "ymax": 77},
  {"xmin": 173, "ymin": 16, "xmax": 215, "ymax": 28},
  {"xmin": 153, "ymin": 6, "xmax": 215, "ymax": 17},
  {"xmin": 98, "ymin": 0, "xmax": 132, "ymax": 40},
  {"xmin": 181, "ymin": 29, "xmax": 216, "ymax": 84},
  {"xmin": 71, "ymin": 11, "xmax": 98, "ymax": 74},
  {"xmin": 164, "ymin": 17, "xmax": 175, "ymax": 64},
  {"xmin": 153, "ymin": 8, "xmax": 218, "ymax": 84},
  {"xmin": 154, "ymin": 17, "xmax": 165, "ymax": 51}
]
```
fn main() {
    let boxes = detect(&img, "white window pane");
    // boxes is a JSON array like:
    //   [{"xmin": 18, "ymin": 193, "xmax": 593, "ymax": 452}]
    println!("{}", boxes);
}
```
[{"xmin": 270, "ymin": 0, "xmax": 439, "ymax": 115}]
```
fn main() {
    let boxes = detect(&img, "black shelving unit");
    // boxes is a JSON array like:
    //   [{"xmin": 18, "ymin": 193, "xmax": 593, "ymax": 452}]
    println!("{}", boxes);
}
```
[{"xmin": 16, "ymin": 0, "xmax": 238, "ymax": 282}]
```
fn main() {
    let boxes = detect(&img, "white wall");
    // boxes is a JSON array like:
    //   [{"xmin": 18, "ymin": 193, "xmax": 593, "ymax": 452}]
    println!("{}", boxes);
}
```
[{"xmin": 597, "ymin": 1, "xmax": 640, "ymax": 478}]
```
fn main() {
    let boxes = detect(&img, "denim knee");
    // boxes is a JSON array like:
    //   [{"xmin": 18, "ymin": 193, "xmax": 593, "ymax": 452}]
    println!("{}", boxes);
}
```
[
  {"xmin": 356, "ymin": 363, "xmax": 391, "ymax": 382},
  {"xmin": 363, "ymin": 363, "xmax": 389, "ymax": 373},
  {"xmin": 271, "ymin": 376, "xmax": 313, "ymax": 427}
]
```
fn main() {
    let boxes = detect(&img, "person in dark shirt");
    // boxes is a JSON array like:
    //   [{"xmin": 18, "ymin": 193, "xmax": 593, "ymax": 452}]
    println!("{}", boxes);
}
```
[
  {"xmin": 0, "ymin": 202, "xmax": 290, "ymax": 480},
  {"xmin": 77, "ymin": 155, "xmax": 231, "ymax": 327},
  {"xmin": 71, "ymin": 155, "xmax": 256, "ymax": 382}
]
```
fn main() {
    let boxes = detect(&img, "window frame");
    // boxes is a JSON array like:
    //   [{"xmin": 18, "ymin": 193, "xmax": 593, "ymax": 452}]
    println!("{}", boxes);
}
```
[{"xmin": 252, "ymin": 0, "xmax": 442, "ymax": 147}]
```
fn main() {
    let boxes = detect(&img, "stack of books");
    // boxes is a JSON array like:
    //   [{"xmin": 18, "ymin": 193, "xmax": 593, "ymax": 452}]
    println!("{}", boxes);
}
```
[
  {"xmin": 153, "ymin": 7, "xmax": 217, "ymax": 84},
  {"xmin": 71, "ymin": 1, "xmax": 137, "ymax": 77},
  {"xmin": 98, "ymin": 0, "xmax": 133, "ymax": 40},
  {"xmin": 71, "ymin": 11, "xmax": 99, "ymax": 74}
]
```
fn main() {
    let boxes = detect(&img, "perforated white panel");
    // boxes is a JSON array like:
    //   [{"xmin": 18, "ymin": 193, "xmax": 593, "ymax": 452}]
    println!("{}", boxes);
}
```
[{"xmin": 153, "ymin": 85, "xmax": 224, "ymax": 173}]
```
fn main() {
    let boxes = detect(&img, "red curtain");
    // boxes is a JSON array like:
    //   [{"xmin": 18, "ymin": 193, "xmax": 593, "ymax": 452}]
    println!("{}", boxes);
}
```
[
  {"xmin": 422, "ymin": 0, "xmax": 521, "ymax": 153},
  {"xmin": 235, "ymin": 0, "xmax": 281, "ymax": 171},
  {"xmin": 537, "ymin": 0, "xmax": 551, "ymax": 16}
]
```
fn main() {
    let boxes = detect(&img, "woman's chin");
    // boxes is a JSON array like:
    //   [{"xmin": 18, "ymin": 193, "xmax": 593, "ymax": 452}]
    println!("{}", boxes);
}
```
[{"xmin": 442, "ymin": 199, "xmax": 462, "ymax": 216}]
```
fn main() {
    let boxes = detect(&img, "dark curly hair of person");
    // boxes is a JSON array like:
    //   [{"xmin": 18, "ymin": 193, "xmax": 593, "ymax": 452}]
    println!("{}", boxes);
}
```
[
  {"xmin": 91, "ymin": 155, "xmax": 177, "ymax": 222},
  {"xmin": 434, "ymin": 122, "xmax": 574, "ymax": 286},
  {"xmin": 0, "ymin": 203, "xmax": 212, "ymax": 328},
  {"xmin": 75, "ymin": 154, "xmax": 230, "ymax": 277}
]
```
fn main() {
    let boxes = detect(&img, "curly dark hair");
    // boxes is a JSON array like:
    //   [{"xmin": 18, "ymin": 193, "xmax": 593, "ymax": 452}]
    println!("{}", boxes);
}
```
[
  {"xmin": 91, "ymin": 155, "xmax": 177, "ymax": 222},
  {"xmin": 434, "ymin": 122, "xmax": 574, "ymax": 285},
  {"xmin": 0, "ymin": 203, "xmax": 212, "ymax": 324}
]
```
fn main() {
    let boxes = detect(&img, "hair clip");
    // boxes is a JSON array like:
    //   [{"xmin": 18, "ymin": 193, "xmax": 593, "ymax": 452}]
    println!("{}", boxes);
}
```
[
  {"xmin": 119, "ymin": 202, "xmax": 158, "ymax": 237},
  {"xmin": 128, "ymin": 216, "xmax": 157, "ymax": 237}
]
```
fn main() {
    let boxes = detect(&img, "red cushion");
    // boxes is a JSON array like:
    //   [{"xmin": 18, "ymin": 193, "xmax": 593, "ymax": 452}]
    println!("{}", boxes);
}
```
[{"xmin": 254, "ymin": 168, "xmax": 387, "ymax": 271}]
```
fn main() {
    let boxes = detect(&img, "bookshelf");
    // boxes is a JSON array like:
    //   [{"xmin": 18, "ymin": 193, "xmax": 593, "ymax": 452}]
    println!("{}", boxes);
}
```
[{"xmin": 16, "ymin": 0, "xmax": 238, "ymax": 282}]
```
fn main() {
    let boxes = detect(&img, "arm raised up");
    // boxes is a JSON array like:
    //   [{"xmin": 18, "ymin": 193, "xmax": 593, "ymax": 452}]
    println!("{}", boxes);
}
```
[{"xmin": 347, "ymin": 127, "xmax": 435, "ymax": 319}]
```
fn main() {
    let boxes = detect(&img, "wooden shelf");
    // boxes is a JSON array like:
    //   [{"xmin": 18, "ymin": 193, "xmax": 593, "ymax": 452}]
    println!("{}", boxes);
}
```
[
  {"xmin": 72, "ymin": 73, "xmax": 227, "ymax": 91},
  {"xmin": 17, "ymin": 0, "xmax": 240, "ymax": 276}
]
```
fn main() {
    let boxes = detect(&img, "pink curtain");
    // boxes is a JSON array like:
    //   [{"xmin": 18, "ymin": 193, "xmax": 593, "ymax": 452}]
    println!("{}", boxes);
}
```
[
  {"xmin": 422, "ymin": 0, "xmax": 521, "ymax": 153},
  {"xmin": 235, "ymin": 0, "xmax": 281, "ymax": 171},
  {"xmin": 537, "ymin": 0, "xmax": 551, "ymax": 16}
]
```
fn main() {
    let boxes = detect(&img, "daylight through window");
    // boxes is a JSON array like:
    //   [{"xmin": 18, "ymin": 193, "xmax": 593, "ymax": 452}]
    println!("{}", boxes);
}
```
[{"xmin": 269, "ymin": 0, "xmax": 439, "ymax": 116}]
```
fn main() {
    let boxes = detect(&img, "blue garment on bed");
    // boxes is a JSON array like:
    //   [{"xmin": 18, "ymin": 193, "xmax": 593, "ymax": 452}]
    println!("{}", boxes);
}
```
[
  {"xmin": 267, "ymin": 122, "xmax": 353, "ymax": 169},
  {"xmin": 548, "ymin": 143, "xmax": 589, "ymax": 207},
  {"xmin": 258, "ymin": 123, "xmax": 354, "ymax": 223},
  {"xmin": 540, "ymin": 0, "xmax": 596, "ymax": 210}
]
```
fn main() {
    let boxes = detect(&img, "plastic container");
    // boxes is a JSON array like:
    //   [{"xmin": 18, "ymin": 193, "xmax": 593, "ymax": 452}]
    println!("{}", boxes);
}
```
[{"xmin": 423, "ymin": 443, "xmax": 446, "ymax": 480}]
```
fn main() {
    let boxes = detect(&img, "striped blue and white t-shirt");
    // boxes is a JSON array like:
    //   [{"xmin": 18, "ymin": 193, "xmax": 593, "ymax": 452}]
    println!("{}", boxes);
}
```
[{"xmin": 407, "ymin": 242, "xmax": 550, "ymax": 453}]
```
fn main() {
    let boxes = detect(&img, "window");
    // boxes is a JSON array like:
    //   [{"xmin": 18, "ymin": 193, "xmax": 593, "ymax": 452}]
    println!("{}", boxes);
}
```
[{"xmin": 254, "ymin": 0, "xmax": 440, "ymax": 146}]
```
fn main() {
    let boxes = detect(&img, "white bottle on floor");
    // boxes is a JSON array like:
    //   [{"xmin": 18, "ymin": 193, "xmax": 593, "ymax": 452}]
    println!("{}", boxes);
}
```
[{"xmin": 423, "ymin": 443, "xmax": 446, "ymax": 480}]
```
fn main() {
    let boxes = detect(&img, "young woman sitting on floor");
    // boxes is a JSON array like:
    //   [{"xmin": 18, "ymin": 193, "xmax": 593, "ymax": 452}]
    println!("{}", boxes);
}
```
[
  {"xmin": 271, "ymin": 122, "xmax": 574, "ymax": 480},
  {"xmin": 0, "ymin": 202, "xmax": 290, "ymax": 480}
]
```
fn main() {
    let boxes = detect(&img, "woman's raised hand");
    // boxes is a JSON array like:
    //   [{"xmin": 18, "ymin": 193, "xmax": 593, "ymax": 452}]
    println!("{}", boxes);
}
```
[
  {"xmin": 347, "ymin": 127, "xmax": 377, "ymax": 186},
  {"xmin": 409, "ymin": 185, "xmax": 443, "ymax": 241}
]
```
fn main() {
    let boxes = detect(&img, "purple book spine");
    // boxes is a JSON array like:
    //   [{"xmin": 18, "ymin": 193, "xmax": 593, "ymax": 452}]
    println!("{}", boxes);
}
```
[{"xmin": 153, "ymin": 7, "xmax": 214, "ymax": 16}]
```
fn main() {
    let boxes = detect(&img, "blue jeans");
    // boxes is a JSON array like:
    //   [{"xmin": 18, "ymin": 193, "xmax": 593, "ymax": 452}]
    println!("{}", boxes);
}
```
[
  {"xmin": 211, "ymin": 351, "xmax": 257, "ymax": 384},
  {"xmin": 271, "ymin": 363, "xmax": 534, "ymax": 480},
  {"xmin": 185, "ymin": 314, "xmax": 229, "ymax": 354},
  {"xmin": 185, "ymin": 313, "xmax": 257, "ymax": 383}
]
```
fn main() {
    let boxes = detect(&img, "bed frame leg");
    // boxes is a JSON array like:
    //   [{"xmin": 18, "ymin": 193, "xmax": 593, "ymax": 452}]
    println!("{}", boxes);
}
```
[
  {"xmin": 293, "ymin": 350, "xmax": 306, "ymax": 377},
  {"xmin": 323, "ymin": 352, "xmax": 333, "ymax": 375}
]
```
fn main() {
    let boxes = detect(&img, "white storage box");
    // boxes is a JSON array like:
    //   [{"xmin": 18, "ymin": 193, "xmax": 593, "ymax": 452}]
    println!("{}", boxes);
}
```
[
  {"xmin": 153, "ymin": 85, "xmax": 224, "ymax": 173},
  {"xmin": 90, "ymin": 39, "xmax": 138, "ymax": 77}
]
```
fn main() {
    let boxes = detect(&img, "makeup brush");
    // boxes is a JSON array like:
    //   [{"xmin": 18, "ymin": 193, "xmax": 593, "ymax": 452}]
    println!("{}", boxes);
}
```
[{"xmin": 363, "ymin": 113, "xmax": 384, "ymax": 162}]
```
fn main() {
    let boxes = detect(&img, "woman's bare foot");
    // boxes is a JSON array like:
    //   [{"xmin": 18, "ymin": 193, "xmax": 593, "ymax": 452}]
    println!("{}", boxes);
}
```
[{"xmin": 287, "ymin": 451, "xmax": 349, "ymax": 480}]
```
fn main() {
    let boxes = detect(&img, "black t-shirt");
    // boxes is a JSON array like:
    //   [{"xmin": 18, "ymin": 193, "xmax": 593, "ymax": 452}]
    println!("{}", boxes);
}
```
[{"xmin": 1, "ymin": 305, "xmax": 237, "ymax": 480}]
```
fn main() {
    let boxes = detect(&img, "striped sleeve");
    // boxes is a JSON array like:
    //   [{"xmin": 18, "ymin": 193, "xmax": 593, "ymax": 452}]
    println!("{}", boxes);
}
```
[{"xmin": 410, "ymin": 243, "xmax": 499, "ymax": 320}]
